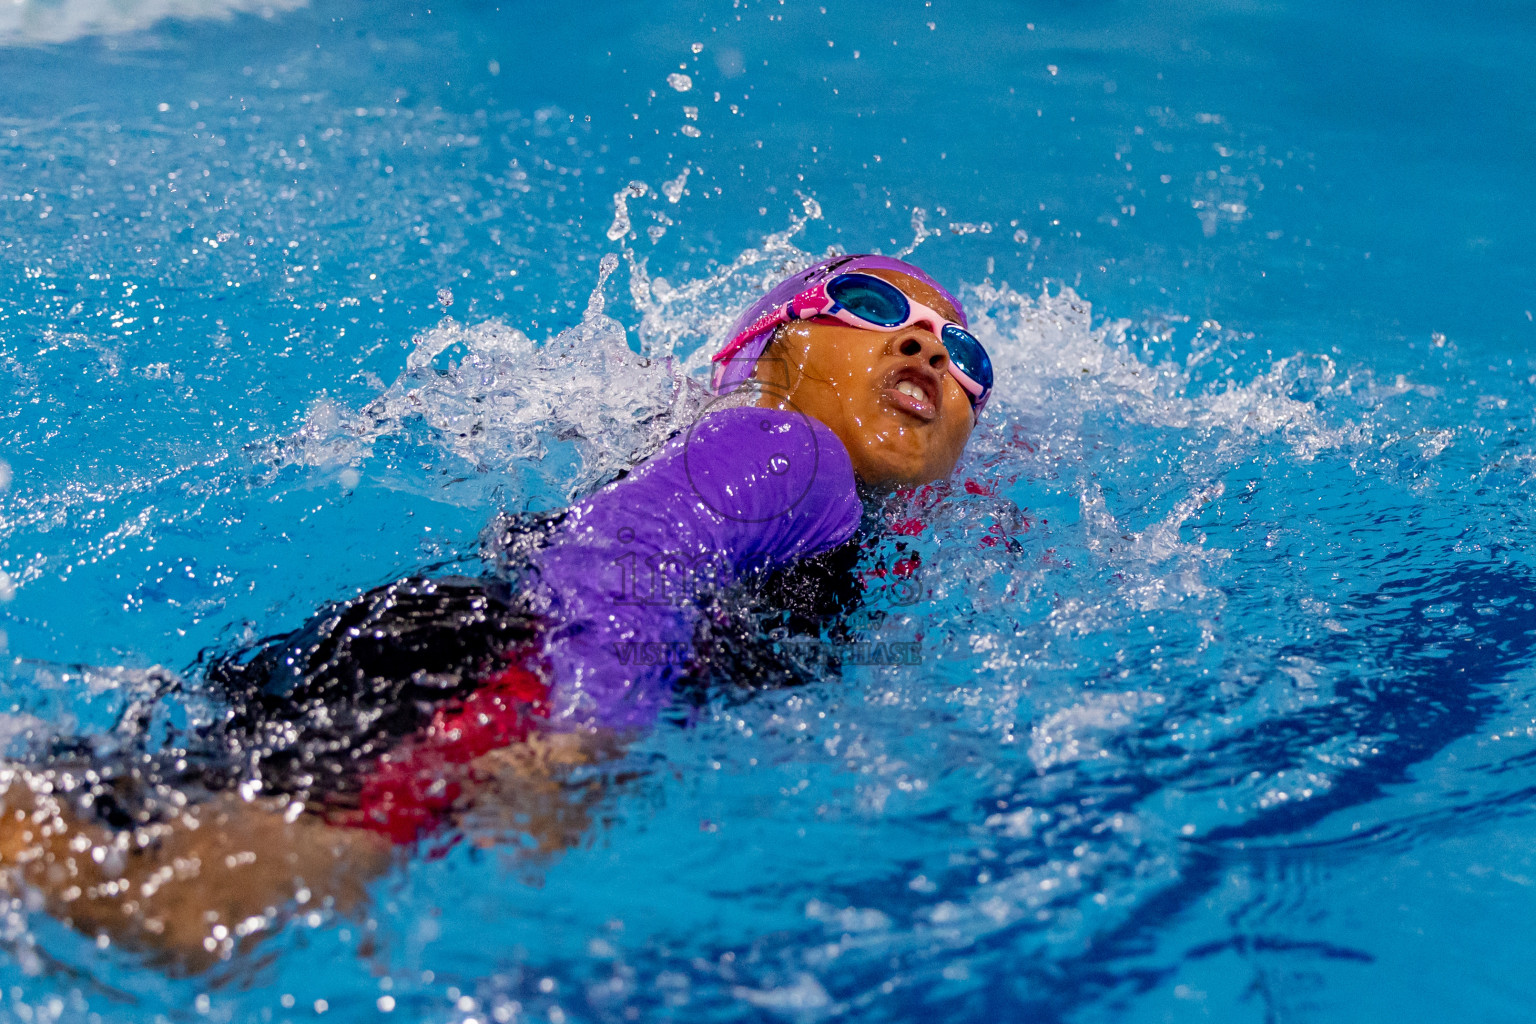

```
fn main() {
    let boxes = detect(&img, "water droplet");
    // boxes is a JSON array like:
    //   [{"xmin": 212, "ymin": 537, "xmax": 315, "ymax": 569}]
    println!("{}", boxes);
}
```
[
  {"xmin": 661, "ymin": 166, "xmax": 690, "ymax": 203},
  {"xmin": 606, "ymin": 181, "xmax": 649, "ymax": 241},
  {"xmin": 584, "ymin": 253, "xmax": 621, "ymax": 318}
]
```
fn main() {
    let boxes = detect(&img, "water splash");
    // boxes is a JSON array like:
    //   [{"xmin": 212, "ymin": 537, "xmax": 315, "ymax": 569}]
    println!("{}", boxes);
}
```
[
  {"xmin": 583, "ymin": 253, "xmax": 620, "ymax": 319},
  {"xmin": 266, "ymin": 256, "xmax": 702, "ymax": 505},
  {"xmin": 606, "ymin": 181, "xmax": 650, "ymax": 243},
  {"xmin": 895, "ymin": 206, "xmax": 943, "ymax": 258},
  {"xmin": 625, "ymin": 193, "xmax": 825, "ymax": 365}
]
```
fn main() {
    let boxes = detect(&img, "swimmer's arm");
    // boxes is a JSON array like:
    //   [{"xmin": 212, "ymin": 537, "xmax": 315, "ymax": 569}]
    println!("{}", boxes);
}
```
[
  {"xmin": 0, "ymin": 733, "xmax": 617, "ymax": 968},
  {"xmin": 0, "ymin": 776, "xmax": 391, "ymax": 971},
  {"xmin": 534, "ymin": 408, "xmax": 861, "ymax": 727}
]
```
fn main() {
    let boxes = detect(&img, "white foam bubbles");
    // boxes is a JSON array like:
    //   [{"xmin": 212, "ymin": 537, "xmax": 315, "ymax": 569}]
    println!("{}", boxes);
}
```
[
  {"xmin": 0, "ymin": 0, "xmax": 308, "ymax": 47},
  {"xmin": 1028, "ymin": 690, "xmax": 1166, "ymax": 771},
  {"xmin": 731, "ymin": 974, "xmax": 831, "ymax": 1013}
]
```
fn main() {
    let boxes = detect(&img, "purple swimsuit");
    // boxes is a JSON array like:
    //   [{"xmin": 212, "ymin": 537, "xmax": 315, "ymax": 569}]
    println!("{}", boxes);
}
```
[{"xmin": 526, "ymin": 406, "xmax": 863, "ymax": 728}]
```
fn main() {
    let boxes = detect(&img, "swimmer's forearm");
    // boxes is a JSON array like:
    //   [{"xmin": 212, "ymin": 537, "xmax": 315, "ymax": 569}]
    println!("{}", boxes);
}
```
[{"xmin": 0, "ymin": 772, "xmax": 390, "ymax": 970}]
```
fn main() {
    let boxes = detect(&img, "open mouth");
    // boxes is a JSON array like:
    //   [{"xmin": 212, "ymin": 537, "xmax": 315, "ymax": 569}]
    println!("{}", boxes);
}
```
[{"xmin": 881, "ymin": 366, "xmax": 940, "ymax": 422}]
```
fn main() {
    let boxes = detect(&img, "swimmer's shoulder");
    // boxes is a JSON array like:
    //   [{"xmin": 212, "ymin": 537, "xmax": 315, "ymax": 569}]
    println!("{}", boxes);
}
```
[{"xmin": 688, "ymin": 404, "xmax": 856, "ymax": 482}]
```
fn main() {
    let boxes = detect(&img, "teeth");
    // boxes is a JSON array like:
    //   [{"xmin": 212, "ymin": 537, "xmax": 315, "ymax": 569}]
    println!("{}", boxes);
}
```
[{"xmin": 896, "ymin": 380, "xmax": 925, "ymax": 402}]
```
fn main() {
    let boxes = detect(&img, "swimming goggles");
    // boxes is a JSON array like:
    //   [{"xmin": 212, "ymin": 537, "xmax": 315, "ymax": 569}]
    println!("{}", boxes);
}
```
[{"xmin": 712, "ymin": 272, "xmax": 994, "ymax": 416}]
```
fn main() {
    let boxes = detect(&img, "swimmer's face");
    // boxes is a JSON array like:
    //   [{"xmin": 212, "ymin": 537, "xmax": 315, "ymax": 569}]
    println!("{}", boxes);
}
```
[{"xmin": 753, "ymin": 269, "xmax": 975, "ymax": 488}]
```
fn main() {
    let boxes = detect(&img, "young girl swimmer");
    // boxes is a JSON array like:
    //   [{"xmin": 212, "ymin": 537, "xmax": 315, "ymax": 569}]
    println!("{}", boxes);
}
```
[{"xmin": 0, "ymin": 254, "xmax": 994, "ymax": 965}]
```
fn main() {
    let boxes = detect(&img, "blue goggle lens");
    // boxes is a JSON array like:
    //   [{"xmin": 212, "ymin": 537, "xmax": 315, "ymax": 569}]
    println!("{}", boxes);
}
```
[
  {"xmin": 942, "ymin": 324, "xmax": 994, "ymax": 401},
  {"xmin": 826, "ymin": 274, "xmax": 908, "ymax": 326},
  {"xmin": 826, "ymin": 272, "xmax": 994, "ymax": 410}
]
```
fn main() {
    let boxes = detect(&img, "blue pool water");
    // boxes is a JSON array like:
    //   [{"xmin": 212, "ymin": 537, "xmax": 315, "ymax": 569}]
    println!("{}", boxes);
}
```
[{"xmin": 2, "ymin": 0, "xmax": 1535, "ymax": 1020}]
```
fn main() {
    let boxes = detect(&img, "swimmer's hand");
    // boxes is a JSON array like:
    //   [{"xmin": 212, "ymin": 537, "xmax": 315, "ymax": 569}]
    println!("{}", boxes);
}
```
[{"xmin": 461, "ymin": 729, "xmax": 624, "ymax": 864}]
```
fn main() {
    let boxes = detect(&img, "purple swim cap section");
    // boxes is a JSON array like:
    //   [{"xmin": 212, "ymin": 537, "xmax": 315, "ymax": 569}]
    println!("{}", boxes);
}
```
[{"xmin": 713, "ymin": 253, "xmax": 968, "ymax": 393}]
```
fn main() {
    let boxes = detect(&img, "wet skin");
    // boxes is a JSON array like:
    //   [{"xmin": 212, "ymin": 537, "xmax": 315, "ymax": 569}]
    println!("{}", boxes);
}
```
[
  {"xmin": 751, "ymin": 269, "xmax": 975, "ymax": 488},
  {"xmin": 0, "ymin": 732, "xmax": 603, "ymax": 970}
]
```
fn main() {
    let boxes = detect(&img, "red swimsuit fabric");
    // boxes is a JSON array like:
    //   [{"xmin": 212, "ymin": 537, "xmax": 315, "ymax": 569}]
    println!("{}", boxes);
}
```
[{"xmin": 329, "ymin": 661, "xmax": 550, "ymax": 844}]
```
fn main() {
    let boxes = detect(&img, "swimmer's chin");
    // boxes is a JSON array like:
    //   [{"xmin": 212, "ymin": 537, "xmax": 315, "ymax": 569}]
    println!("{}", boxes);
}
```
[
  {"xmin": 854, "ymin": 468, "xmax": 956, "ymax": 491},
  {"xmin": 848, "ymin": 443, "xmax": 961, "ymax": 490}
]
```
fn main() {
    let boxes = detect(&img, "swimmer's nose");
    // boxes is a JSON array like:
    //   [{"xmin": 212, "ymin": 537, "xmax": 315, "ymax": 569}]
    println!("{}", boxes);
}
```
[{"xmin": 896, "ymin": 330, "xmax": 949, "ymax": 372}]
